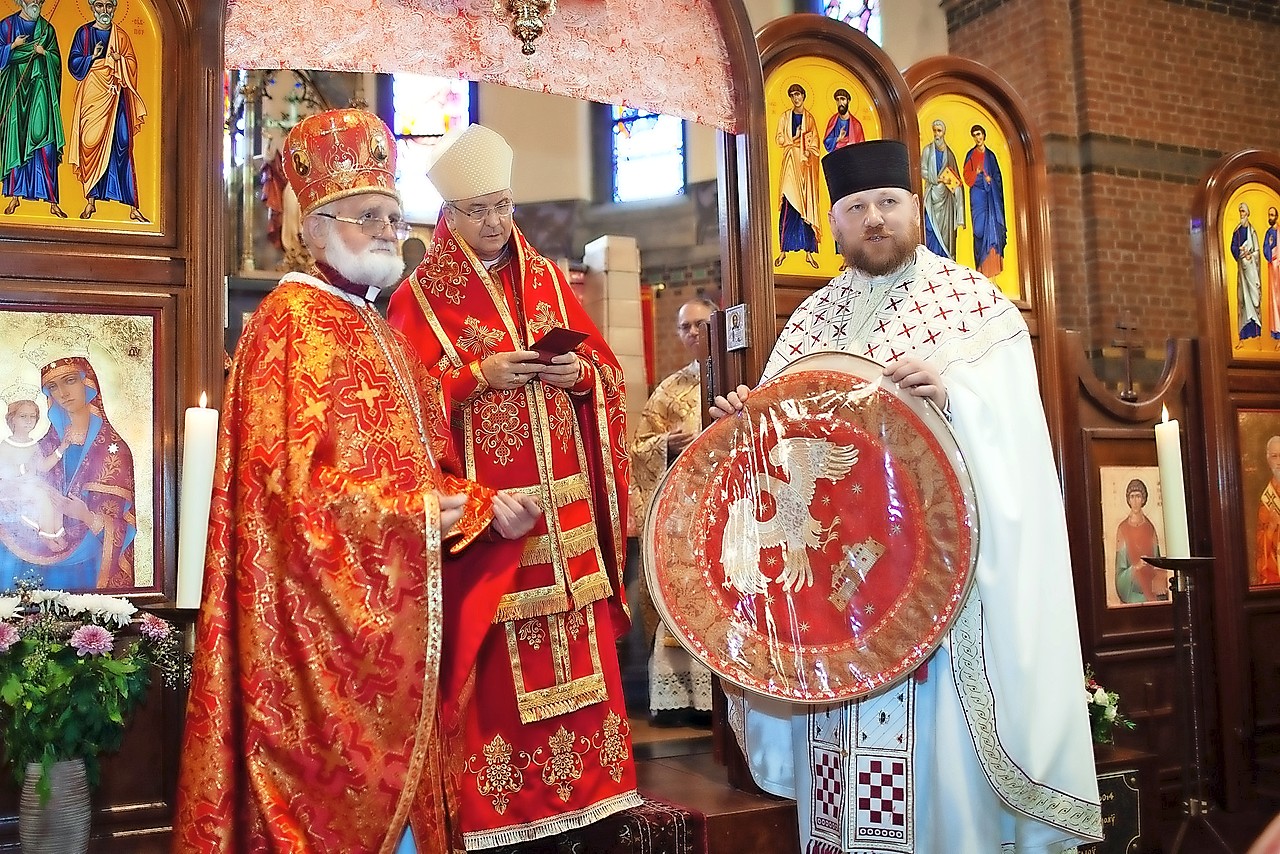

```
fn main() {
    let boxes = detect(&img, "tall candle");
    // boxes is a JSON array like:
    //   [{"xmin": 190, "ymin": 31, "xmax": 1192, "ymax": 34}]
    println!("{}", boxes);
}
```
[
  {"xmin": 176, "ymin": 393, "xmax": 219, "ymax": 609},
  {"xmin": 1155, "ymin": 405, "xmax": 1191, "ymax": 558}
]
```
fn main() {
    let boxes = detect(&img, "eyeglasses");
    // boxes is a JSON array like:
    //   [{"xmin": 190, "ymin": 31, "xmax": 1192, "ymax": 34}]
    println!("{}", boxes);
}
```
[
  {"xmin": 449, "ymin": 201, "xmax": 515, "ymax": 223},
  {"xmin": 315, "ymin": 212, "xmax": 411, "ymax": 240}
]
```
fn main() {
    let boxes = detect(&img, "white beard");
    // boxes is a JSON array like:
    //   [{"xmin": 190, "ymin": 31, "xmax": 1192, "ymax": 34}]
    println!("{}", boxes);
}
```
[{"xmin": 325, "ymin": 230, "xmax": 404, "ymax": 292}]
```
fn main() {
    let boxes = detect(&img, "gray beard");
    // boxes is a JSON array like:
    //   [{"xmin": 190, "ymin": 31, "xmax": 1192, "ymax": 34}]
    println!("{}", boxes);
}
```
[{"xmin": 325, "ymin": 231, "xmax": 404, "ymax": 292}]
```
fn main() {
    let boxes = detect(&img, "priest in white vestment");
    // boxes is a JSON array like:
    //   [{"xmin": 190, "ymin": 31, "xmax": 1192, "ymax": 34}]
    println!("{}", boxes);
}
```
[{"xmin": 713, "ymin": 140, "xmax": 1102, "ymax": 854}]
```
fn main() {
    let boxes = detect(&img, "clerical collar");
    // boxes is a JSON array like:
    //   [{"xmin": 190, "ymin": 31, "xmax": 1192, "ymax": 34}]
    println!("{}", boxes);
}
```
[
  {"xmin": 313, "ymin": 261, "xmax": 382, "ymax": 304},
  {"xmin": 480, "ymin": 246, "xmax": 511, "ymax": 271},
  {"xmin": 855, "ymin": 253, "xmax": 918, "ymax": 291}
]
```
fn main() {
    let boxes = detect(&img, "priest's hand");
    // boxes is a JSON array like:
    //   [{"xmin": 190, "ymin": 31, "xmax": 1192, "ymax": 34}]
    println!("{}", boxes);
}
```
[
  {"xmin": 492, "ymin": 491, "xmax": 543, "ymax": 539},
  {"xmin": 666, "ymin": 429, "xmax": 694, "ymax": 457},
  {"xmin": 537, "ymin": 352, "xmax": 581, "ymax": 389},
  {"xmin": 482, "ymin": 351, "xmax": 542, "ymax": 390},
  {"xmin": 883, "ymin": 358, "xmax": 947, "ymax": 411},
  {"xmin": 438, "ymin": 492, "xmax": 468, "ymax": 537},
  {"xmin": 709, "ymin": 385, "xmax": 752, "ymax": 420}
]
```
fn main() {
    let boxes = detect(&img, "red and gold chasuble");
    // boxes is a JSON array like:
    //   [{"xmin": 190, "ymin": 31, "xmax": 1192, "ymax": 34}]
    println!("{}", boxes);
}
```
[
  {"xmin": 174, "ymin": 272, "xmax": 522, "ymax": 854},
  {"xmin": 389, "ymin": 219, "xmax": 640, "ymax": 848},
  {"xmin": 1259, "ymin": 481, "xmax": 1280, "ymax": 585}
]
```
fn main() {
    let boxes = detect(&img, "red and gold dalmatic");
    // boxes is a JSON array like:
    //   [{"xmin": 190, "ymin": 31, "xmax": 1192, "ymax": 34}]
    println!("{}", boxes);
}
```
[
  {"xmin": 389, "ymin": 217, "xmax": 640, "ymax": 848},
  {"xmin": 174, "ymin": 271, "xmax": 521, "ymax": 854}
]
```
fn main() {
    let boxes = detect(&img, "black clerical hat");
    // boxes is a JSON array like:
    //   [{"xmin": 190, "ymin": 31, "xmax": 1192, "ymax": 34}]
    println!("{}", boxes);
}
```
[{"xmin": 822, "ymin": 139, "xmax": 912, "ymax": 203}]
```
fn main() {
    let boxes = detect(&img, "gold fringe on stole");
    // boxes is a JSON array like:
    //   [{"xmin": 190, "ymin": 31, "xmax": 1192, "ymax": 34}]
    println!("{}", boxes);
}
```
[
  {"xmin": 568, "ymin": 571, "xmax": 612, "ymax": 608},
  {"xmin": 505, "ymin": 473, "xmax": 591, "ymax": 509},
  {"xmin": 492, "ymin": 522, "xmax": 607, "ymax": 622},
  {"xmin": 514, "ymin": 673, "xmax": 610, "ymax": 724},
  {"xmin": 460, "ymin": 790, "xmax": 644, "ymax": 850},
  {"xmin": 492, "ymin": 587, "xmax": 571, "ymax": 623},
  {"xmin": 503, "ymin": 607, "xmax": 607, "ymax": 723},
  {"xmin": 517, "ymin": 521, "xmax": 598, "ymax": 567}
]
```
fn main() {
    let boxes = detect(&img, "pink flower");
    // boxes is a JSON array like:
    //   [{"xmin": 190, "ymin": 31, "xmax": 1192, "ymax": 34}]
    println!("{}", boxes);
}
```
[
  {"xmin": 70, "ymin": 625, "xmax": 114, "ymax": 657},
  {"xmin": 0, "ymin": 623, "xmax": 19, "ymax": 653},
  {"xmin": 139, "ymin": 613, "xmax": 171, "ymax": 641}
]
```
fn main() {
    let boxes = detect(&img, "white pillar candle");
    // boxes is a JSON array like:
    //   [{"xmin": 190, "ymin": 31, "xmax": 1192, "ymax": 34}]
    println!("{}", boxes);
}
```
[
  {"xmin": 1155, "ymin": 405, "xmax": 1191, "ymax": 558},
  {"xmin": 176, "ymin": 393, "xmax": 219, "ymax": 609}
]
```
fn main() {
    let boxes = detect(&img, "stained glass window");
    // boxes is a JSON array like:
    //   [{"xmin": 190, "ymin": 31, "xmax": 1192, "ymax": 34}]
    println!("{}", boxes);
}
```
[
  {"xmin": 821, "ymin": 0, "xmax": 881, "ymax": 44},
  {"xmin": 389, "ymin": 74, "xmax": 473, "ymax": 223},
  {"xmin": 610, "ymin": 106, "xmax": 685, "ymax": 203}
]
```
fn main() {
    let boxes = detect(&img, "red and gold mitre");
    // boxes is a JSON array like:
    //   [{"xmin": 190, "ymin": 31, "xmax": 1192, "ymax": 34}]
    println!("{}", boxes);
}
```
[{"xmin": 282, "ymin": 108, "xmax": 398, "ymax": 216}]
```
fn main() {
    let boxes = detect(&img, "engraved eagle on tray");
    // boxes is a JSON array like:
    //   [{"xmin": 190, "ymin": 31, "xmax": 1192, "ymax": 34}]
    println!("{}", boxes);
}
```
[{"xmin": 721, "ymin": 437, "xmax": 862, "ymax": 596}]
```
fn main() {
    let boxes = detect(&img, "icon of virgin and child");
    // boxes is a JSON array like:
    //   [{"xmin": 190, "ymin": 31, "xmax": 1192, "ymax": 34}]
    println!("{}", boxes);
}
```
[{"xmin": 0, "ymin": 334, "xmax": 136, "ymax": 592}]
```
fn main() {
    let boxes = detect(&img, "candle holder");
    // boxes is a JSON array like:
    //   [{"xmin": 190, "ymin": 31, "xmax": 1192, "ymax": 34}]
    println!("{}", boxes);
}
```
[{"xmin": 1141, "ymin": 556, "xmax": 1230, "ymax": 853}]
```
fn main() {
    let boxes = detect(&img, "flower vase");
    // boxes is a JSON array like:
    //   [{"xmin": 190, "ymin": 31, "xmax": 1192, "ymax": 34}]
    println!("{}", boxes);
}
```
[{"xmin": 19, "ymin": 758, "xmax": 91, "ymax": 854}]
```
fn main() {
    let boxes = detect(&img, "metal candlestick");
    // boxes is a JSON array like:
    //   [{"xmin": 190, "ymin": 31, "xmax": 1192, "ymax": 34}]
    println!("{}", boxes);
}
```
[{"xmin": 1142, "ymin": 555, "xmax": 1230, "ymax": 853}]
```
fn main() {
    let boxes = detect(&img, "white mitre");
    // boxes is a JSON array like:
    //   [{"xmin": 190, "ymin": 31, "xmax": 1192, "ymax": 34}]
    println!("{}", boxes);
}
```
[{"xmin": 427, "ymin": 124, "xmax": 513, "ymax": 202}]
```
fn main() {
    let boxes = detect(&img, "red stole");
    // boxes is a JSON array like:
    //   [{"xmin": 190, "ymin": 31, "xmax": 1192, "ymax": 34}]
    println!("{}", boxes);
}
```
[{"xmin": 389, "ymin": 219, "xmax": 630, "ymax": 630}]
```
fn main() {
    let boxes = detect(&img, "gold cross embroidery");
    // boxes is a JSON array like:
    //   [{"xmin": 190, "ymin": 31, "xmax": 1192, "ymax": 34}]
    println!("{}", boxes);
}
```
[
  {"xmin": 263, "ymin": 337, "xmax": 286, "ymax": 363},
  {"xmin": 355, "ymin": 382, "xmax": 382, "ymax": 409}
]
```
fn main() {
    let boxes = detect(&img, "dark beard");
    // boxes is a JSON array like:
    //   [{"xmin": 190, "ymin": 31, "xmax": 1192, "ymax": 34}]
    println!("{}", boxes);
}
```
[
  {"xmin": 844, "ymin": 227, "xmax": 920, "ymax": 277},
  {"xmin": 838, "ymin": 105, "xmax": 849, "ymax": 116}
]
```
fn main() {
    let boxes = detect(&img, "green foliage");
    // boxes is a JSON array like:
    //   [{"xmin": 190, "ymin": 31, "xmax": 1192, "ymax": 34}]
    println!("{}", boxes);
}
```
[
  {"xmin": 1084, "ymin": 664, "xmax": 1137, "ymax": 745},
  {"xmin": 0, "ymin": 590, "xmax": 190, "ymax": 799}
]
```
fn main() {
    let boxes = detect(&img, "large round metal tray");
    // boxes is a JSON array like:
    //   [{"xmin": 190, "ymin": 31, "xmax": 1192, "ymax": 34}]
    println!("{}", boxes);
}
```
[{"xmin": 643, "ymin": 352, "xmax": 978, "ymax": 703}]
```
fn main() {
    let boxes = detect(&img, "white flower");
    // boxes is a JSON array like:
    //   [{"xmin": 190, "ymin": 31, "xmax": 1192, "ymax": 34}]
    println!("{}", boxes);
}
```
[
  {"xmin": 28, "ymin": 589, "xmax": 69, "ymax": 609},
  {"xmin": 66, "ymin": 594, "xmax": 136, "ymax": 628},
  {"xmin": 1104, "ymin": 705, "xmax": 1117, "ymax": 721},
  {"xmin": 0, "ymin": 596, "xmax": 19, "ymax": 620},
  {"xmin": 1092, "ymin": 688, "xmax": 1109, "ymax": 706}
]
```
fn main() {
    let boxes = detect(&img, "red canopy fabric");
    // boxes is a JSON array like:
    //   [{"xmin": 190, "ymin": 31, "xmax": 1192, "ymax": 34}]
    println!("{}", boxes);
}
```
[{"xmin": 225, "ymin": 0, "xmax": 741, "ymax": 133}]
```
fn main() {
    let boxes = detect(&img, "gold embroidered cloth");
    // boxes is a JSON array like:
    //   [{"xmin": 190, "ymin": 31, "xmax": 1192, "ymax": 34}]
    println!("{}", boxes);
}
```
[
  {"xmin": 389, "ymin": 220, "xmax": 639, "ymax": 847},
  {"xmin": 174, "ymin": 275, "xmax": 507, "ymax": 853}
]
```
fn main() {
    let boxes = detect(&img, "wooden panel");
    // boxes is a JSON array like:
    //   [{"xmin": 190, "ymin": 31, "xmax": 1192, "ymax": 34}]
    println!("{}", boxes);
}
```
[
  {"xmin": 1095, "ymin": 646, "xmax": 1180, "ymax": 794},
  {"xmin": 1056, "ymin": 329, "xmax": 1213, "ymax": 808},
  {"xmin": 1247, "ymin": 607, "xmax": 1280, "ymax": 795},
  {"xmin": 1190, "ymin": 150, "xmax": 1280, "ymax": 807},
  {"xmin": 0, "ymin": 0, "xmax": 223, "ymax": 835},
  {"xmin": 0, "ymin": 680, "xmax": 187, "ymax": 849}
]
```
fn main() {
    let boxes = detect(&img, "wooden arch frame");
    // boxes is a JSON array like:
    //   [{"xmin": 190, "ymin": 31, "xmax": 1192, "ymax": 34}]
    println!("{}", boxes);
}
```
[
  {"xmin": 0, "ymin": 0, "xmax": 186, "ymax": 251},
  {"xmin": 754, "ymin": 13, "xmax": 918, "ymax": 353},
  {"xmin": 1190, "ymin": 148, "xmax": 1280, "ymax": 809},
  {"xmin": 904, "ymin": 56, "xmax": 1065, "ymax": 454}
]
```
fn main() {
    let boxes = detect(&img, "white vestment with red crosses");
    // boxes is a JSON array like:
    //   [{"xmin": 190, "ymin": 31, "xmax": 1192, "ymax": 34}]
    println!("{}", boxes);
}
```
[{"xmin": 726, "ymin": 246, "xmax": 1103, "ymax": 854}]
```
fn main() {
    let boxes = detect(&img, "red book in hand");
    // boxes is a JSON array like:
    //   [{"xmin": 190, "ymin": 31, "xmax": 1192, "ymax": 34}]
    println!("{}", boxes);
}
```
[{"xmin": 530, "ymin": 327, "xmax": 589, "ymax": 365}]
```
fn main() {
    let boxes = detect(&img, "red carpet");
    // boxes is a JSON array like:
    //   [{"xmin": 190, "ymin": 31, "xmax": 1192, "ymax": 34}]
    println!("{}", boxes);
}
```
[{"xmin": 476, "ymin": 794, "xmax": 708, "ymax": 854}]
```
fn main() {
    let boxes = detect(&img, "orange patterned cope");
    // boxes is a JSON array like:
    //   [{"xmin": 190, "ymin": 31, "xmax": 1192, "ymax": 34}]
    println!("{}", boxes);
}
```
[
  {"xmin": 173, "ymin": 271, "xmax": 522, "ymax": 853},
  {"xmin": 389, "ymin": 217, "xmax": 640, "ymax": 847}
]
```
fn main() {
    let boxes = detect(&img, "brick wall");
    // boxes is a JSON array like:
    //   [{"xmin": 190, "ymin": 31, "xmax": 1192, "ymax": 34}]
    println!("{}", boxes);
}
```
[
  {"xmin": 945, "ymin": 0, "xmax": 1280, "ymax": 348},
  {"xmin": 643, "ymin": 263, "xmax": 724, "ymax": 385}
]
